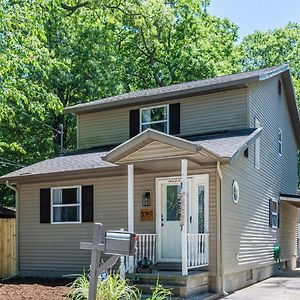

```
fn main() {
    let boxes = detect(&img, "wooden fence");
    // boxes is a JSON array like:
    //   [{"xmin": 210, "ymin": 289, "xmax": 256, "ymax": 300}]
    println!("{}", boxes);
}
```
[{"xmin": 0, "ymin": 218, "xmax": 16, "ymax": 278}]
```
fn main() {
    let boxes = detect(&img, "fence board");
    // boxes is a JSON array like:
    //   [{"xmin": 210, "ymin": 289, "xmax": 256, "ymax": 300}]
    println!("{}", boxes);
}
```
[{"xmin": 0, "ymin": 219, "xmax": 16, "ymax": 278}]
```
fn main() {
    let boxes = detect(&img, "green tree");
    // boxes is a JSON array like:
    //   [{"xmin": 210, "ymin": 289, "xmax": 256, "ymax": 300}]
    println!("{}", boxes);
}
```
[
  {"xmin": 240, "ymin": 22, "xmax": 300, "ymax": 187},
  {"xmin": 0, "ymin": 0, "xmax": 241, "ymax": 205}
]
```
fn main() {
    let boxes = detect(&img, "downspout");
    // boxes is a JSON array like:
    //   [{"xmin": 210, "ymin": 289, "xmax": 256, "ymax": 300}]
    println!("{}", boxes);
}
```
[
  {"xmin": 217, "ymin": 161, "xmax": 228, "ymax": 296},
  {"xmin": 6, "ymin": 181, "xmax": 19, "ymax": 276}
]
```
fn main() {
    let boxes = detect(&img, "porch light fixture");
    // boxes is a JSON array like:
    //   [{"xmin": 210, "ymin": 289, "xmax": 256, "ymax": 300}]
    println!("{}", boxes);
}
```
[{"xmin": 142, "ymin": 191, "xmax": 151, "ymax": 206}]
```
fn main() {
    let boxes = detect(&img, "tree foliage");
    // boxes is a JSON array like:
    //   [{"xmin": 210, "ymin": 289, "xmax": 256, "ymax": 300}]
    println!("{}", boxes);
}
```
[
  {"xmin": 0, "ymin": 1, "xmax": 299, "ymax": 204},
  {"xmin": 0, "ymin": 0, "xmax": 241, "ymax": 205}
]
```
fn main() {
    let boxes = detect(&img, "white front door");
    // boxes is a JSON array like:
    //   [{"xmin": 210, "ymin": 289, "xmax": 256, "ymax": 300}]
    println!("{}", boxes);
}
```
[{"xmin": 156, "ymin": 175, "xmax": 209, "ymax": 262}]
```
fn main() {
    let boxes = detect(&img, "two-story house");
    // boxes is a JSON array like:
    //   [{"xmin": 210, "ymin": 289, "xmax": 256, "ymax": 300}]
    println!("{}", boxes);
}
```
[{"xmin": 1, "ymin": 65, "xmax": 300, "ymax": 297}]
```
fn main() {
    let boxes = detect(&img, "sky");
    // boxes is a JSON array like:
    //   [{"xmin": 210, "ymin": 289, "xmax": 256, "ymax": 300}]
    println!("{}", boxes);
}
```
[{"xmin": 208, "ymin": 0, "xmax": 300, "ymax": 40}]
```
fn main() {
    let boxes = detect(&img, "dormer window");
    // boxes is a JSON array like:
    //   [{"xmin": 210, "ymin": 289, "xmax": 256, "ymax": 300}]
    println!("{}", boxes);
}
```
[{"xmin": 140, "ymin": 105, "xmax": 169, "ymax": 133}]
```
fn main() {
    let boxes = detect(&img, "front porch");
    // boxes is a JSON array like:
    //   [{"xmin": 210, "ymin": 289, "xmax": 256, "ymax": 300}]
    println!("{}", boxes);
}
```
[
  {"xmin": 103, "ymin": 129, "xmax": 217, "ymax": 277},
  {"xmin": 133, "ymin": 232, "xmax": 209, "ymax": 272}
]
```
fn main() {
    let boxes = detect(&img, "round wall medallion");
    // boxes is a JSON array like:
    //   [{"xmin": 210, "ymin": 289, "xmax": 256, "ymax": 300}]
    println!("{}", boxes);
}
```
[{"xmin": 232, "ymin": 180, "xmax": 240, "ymax": 204}]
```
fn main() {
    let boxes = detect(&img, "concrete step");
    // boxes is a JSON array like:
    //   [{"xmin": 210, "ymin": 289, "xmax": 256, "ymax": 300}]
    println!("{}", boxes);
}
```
[
  {"xmin": 127, "ymin": 270, "xmax": 210, "ymax": 298},
  {"xmin": 152, "ymin": 262, "xmax": 182, "ymax": 271}
]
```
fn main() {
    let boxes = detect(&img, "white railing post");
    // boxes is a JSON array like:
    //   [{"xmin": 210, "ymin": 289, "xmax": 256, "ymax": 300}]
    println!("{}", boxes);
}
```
[
  {"xmin": 119, "ymin": 228, "xmax": 126, "ymax": 279},
  {"xmin": 128, "ymin": 164, "xmax": 134, "ymax": 272},
  {"xmin": 181, "ymin": 159, "xmax": 188, "ymax": 276}
]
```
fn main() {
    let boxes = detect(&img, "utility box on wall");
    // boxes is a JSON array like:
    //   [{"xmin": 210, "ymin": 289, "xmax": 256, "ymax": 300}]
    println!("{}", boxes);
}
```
[{"xmin": 104, "ymin": 230, "xmax": 136, "ymax": 256}]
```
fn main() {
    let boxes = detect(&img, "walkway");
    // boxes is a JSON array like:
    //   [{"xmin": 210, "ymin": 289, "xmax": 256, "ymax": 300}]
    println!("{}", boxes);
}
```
[{"xmin": 221, "ymin": 268, "xmax": 300, "ymax": 300}]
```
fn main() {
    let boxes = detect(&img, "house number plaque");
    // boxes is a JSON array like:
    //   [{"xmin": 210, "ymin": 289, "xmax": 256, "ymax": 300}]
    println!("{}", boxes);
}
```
[{"xmin": 140, "ymin": 208, "xmax": 154, "ymax": 222}]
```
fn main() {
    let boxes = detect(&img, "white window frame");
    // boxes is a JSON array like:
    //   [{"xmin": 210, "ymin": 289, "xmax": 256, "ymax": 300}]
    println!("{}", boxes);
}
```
[
  {"xmin": 278, "ymin": 128, "xmax": 282, "ymax": 156},
  {"xmin": 140, "ymin": 104, "xmax": 169, "ymax": 134},
  {"xmin": 254, "ymin": 118, "xmax": 261, "ymax": 169},
  {"xmin": 51, "ymin": 186, "xmax": 82, "ymax": 224},
  {"xmin": 270, "ymin": 198, "xmax": 279, "ymax": 229}
]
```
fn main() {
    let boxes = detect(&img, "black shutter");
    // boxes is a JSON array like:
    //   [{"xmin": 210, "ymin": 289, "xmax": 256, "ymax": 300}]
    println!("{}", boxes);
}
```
[
  {"xmin": 40, "ymin": 188, "xmax": 51, "ymax": 224},
  {"xmin": 269, "ymin": 198, "xmax": 272, "ymax": 227},
  {"xmin": 82, "ymin": 185, "xmax": 94, "ymax": 222},
  {"xmin": 169, "ymin": 103, "xmax": 180, "ymax": 135},
  {"xmin": 277, "ymin": 201, "xmax": 280, "ymax": 228},
  {"xmin": 129, "ymin": 109, "xmax": 140, "ymax": 138}
]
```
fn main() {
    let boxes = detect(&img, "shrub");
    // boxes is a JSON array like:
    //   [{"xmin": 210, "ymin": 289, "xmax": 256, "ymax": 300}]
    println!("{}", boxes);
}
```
[{"xmin": 68, "ymin": 273, "xmax": 171, "ymax": 300}]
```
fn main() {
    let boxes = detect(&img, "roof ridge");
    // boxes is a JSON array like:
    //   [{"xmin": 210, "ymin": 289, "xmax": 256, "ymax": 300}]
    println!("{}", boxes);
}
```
[{"xmin": 64, "ymin": 65, "xmax": 288, "ymax": 114}]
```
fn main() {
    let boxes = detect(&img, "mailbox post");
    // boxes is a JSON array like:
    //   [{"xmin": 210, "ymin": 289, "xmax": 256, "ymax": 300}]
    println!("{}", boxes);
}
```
[{"xmin": 80, "ymin": 223, "xmax": 137, "ymax": 300}]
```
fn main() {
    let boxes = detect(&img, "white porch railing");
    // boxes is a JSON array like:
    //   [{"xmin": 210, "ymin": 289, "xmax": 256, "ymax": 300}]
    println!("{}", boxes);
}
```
[
  {"xmin": 135, "ymin": 234, "xmax": 158, "ymax": 265},
  {"xmin": 123, "ymin": 233, "xmax": 208, "ymax": 274},
  {"xmin": 187, "ymin": 233, "xmax": 209, "ymax": 269},
  {"xmin": 124, "ymin": 234, "xmax": 158, "ymax": 272}
]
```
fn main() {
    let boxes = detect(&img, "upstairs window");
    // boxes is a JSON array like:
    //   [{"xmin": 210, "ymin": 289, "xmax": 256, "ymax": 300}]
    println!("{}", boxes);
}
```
[
  {"xmin": 269, "ymin": 198, "xmax": 279, "ymax": 228},
  {"xmin": 278, "ymin": 128, "xmax": 282, "ymax": 155},
  {"xmin": 51, "ymin": 186, "xmax": 81, "ymax": 224},
  {"xmin": 140, "ymin": 105, "xmax": 169, "ymax": 133},
  {"xmin": 254, "ymin": 118, "xmax": 261, "ymax": 169}
]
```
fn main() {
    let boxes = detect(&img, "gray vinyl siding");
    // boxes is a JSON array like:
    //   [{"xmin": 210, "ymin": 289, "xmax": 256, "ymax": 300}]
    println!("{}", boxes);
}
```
[
  {"xmin": 221, "ymin": 76, "xmax": 298, "ymax": 275},
  {"xmin": 77, "ymin": 89, "xmax": 248, "ymax": 149},
  {"xmin": 18, "ymin": 168, "xmax": 217, "ymax": 277}
]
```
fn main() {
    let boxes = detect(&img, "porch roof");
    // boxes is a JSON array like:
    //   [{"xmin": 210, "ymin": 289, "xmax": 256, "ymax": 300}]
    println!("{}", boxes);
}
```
[
  {"xmin": 104, "ymin": 128, "xmax": 262, "ymax": 164},
  {"xmin": 0, "ymin": 128, "xmax": 261, "ymax": 184},
  {"xmin": 280, "ymin": 193, "xmax": 300, "ymax": 208}
]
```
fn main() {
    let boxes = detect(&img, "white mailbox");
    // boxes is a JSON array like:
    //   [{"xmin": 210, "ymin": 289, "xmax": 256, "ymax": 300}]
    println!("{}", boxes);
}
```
[{"xmin": 104, "ymin": 230, "xmax": 136, "ymax": 256}]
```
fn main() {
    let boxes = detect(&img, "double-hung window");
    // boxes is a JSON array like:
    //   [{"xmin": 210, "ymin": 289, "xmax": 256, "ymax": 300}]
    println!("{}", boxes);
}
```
[
  {"xmin": 51, "ymin": 186, "xmax": 81, "ymax": 224},
  {"xmin": 269, "ymin": 198, "xmax": 279, "ymax": 228},
  {"xmin": 140, "ymin": 105, "xmax": 168, "ymax": 133}
]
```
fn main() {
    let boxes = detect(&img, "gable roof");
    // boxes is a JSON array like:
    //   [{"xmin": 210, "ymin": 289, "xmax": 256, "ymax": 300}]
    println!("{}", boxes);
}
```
[
  {"xmin": 64, "ymin": 65, "xmax": 300, "ymax": 147},
  {"xmin": 0, "ymin": 128, "xmax": 261, "ymax": 184},
  {"xmin": 64, "ymin": 65, "xmax": 287, "ymax": 114},
  {"xmin": 104, "ymin": 128, "xmax": 261, "ymax": 164}
]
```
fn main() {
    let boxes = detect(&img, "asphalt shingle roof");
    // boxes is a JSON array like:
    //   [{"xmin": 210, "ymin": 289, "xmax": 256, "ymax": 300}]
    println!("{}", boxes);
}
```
[
  {"xmin": 64, "ymin": 65, "xmax": 288, "ymax": 114},
  {"xmin": 1, "ymin": 151, "xmax": 116, "ymax": 180},
  {"xmin": 1, "ymin": 129, "xmax": 259, "ymax": 182},
  {"xmin": 187, "ymin": 128, "xmax": 258, "ymax": 158}
]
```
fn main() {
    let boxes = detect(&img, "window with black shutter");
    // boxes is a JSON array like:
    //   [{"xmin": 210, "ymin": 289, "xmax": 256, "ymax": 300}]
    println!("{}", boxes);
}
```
[
  {"xmin": 40, "ymin": 185, "xmax": 94, "ymax": 224},
  {"xmin": 40, "ymin": 189, "xmax": 51, "ymax": 223},
  {"xmin": 169, "ymin": 103, "xmax": 180, "ymax": 135},
  {"xmin": 131, "ymin": 103, "xmax": 180, "ymax": 136},
  {"xmin": 82, "ymin": 185, "xmax": 94, "ymax": 222}
]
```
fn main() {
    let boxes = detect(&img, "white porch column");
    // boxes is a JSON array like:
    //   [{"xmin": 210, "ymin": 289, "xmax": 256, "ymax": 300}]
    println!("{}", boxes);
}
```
[
  {"xmin": 128, "ymin": 164, "xmax": 134, "ymax": 272},
  {"xmin": 181, "ymin": 159, "xmax": 188, "ymax": 276}
]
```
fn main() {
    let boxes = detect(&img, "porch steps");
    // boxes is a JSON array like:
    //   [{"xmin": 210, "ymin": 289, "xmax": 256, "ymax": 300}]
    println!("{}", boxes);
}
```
[
  {"xmin": 127, "ymin": 270, "xmax": 210, "ymax": 298},
  {"xmin": 151, "ymin": 262, "xmax": 182, "ymax": 271}
]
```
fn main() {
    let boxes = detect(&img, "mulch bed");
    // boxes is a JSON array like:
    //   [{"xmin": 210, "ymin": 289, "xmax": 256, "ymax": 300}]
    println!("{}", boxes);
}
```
[{"xmin": 0, "ymin": 277, "xmax": 71, "ymax": 300}]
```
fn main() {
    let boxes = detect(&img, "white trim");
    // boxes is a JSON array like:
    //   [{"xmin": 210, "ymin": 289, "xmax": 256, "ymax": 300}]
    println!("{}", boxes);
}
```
[
  {"xmin": 140, "ymin": 104, "xmax": 169, "ymax": 134},
  {"xmin": 278, "ymin": 127, "xmax": 283, "ymax": 156},
  {"xmin": 254, "ymin": 117, "xmax": 261, "ymax": 169},
  {"xmin": 156, "ymin": 174, "xmax": 209, "ymax": 266},
  {"xmin": 181, "ymin": 159, "xmax": 188, "ymax": 276},
  {"xmin": 128, "ymin": 164, "xmax": 134, "ymax": 272},
  {"xmin": 51, "ymin": 185, "xmax": 82, "ymax": 224}
]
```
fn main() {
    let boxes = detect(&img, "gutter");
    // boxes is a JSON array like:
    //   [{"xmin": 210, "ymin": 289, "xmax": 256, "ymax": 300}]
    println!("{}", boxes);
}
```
[
  {"xmin": 217, "ymin": 161, "xmax": 228, "ymax": 296},
  {"xmin": 5, "ymin": 181, "xmax": 19, "ymax": 276}
]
